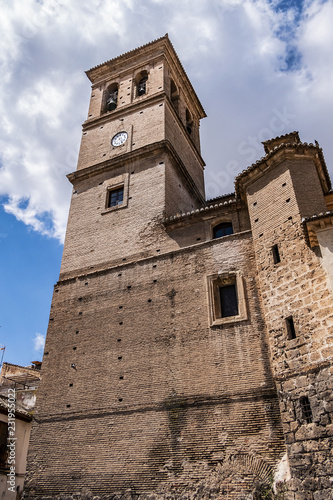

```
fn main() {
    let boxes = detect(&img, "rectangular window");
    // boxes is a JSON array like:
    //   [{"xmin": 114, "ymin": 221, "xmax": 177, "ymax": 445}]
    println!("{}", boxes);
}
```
[
  {"xmin": 219, "ymin": 284, "xmax": 239, "ymax": 317},
  {"xmin": 108, "ymin": 186, "xmax": 124, "ymax": 208},
  {"xmin": 272, "ymin": 244, "xmax": 281, "ymax": 264},
  {"xmin": 300, "ymin": 396, "xmax": 313, "ymax": 424},
  {"xmin": 286, "ymin": 316, "xmax": 296, "ymax": 339},
  {"xmin": 207, "ymin": 272, "xmax": 247, "ymax": 326}
]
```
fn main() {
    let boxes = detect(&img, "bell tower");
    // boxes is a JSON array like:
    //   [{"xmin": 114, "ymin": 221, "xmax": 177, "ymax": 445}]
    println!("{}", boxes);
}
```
[{"xmin": 60, "ymin": 34, "xmax": 206, "ymax": 278}]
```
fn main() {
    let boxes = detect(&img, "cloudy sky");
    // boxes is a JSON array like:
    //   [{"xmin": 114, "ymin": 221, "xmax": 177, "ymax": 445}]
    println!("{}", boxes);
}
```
[{"xmin": 1, "ymin": 0, "xmax": 333, "ymax": 366}]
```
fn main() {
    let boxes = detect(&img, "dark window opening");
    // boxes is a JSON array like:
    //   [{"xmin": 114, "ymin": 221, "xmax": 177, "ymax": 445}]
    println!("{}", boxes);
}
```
[
  {"xmin": 272, "ymin": 244, "xmax": 281, "ymax": 264},
  {"xmin": 186, "ymin": 108, "xmax": 193, "ymax": 134},
  {"xmin": 286, "ymin": 316, "xmax": 296, "ymax": 339},
  {"xmin": 138, "ymin": 77, "xmax": 148, "ymax": 96},
  {"xmin": 0, "ymin": 422, "xmax": 8, "ymax": 469},
  {"xmin": 105, "ymin": 83, "xmax": 118, "ymax": 112},
  {"xmin": 170, "ymin": 79, "xmax": 179, "ymax": 113},
  {"xmin": 219, "ymin": 284, "xmax": 239, "ymax": 318},
  {"xmin": 213, "ymin": 222, "xmax": 233, "ymax": 239},
  {"xmin": 300, "ymin": 396, "xmax": 313, "ymax": 423},
  {"xmin": 108, "ymin": 187, "xmax": 124, "ymax": 208}
]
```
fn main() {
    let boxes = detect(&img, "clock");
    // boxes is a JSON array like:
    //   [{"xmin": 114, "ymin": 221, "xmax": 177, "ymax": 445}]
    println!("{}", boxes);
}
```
[{"xmin": 111, "ymin": 131, "xmax": 128, "ymax": 147}]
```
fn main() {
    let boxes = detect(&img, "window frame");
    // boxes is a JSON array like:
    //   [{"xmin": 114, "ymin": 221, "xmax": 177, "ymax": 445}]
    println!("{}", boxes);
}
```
[
  {"xmin": 107, "ymin": 186, "xmax": 124, "ymax": 208},
  {"xmin": 101, "ymin": 174, "xmax": 129, "ymax": 215},
  {"xmin": 207, "ymin": 272, "xmax": 248, "ymax": 326}
]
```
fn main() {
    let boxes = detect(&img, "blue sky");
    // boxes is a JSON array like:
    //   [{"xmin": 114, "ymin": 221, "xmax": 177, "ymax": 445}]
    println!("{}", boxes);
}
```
[{"xmin": 1, "ymin": 0, "xmax": 333, "ymax": 367}]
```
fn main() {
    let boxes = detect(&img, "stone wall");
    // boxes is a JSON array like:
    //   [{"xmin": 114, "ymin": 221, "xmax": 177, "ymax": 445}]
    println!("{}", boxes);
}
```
[{"xmin": 243, "ymin": 150, "xmax": 333, "ymax": 499}]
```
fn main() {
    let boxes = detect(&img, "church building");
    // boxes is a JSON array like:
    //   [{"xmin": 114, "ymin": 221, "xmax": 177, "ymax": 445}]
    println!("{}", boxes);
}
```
[{"xmin": 24, "ymin": 35, "xmax": 333, "ymax": 499}]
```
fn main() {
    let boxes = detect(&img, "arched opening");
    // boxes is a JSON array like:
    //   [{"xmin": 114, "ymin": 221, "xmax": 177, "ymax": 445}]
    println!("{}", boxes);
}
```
[
  {"xmin": 170, "ymin": 79, "xmax": 179, "ymax": 113},
  {"xmin": 213, "ymin": 222, "xmax": 233, "ymax": 239},
  {"xmin": 105, "ymin": 83, "xmax": 118, "ymax": 112},
  {"xmin": 135, "ymin": 70, "xmax": 148, "ymax": 97},
  {"xmin": 186, "ymin": 108, "xmax": 193, "ymax": 134}
]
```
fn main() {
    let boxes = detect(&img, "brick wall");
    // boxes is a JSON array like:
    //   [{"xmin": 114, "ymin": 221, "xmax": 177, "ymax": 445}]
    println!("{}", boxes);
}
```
[{"xmin": 25, "ymin": 233, "xmax": 285, "ymax": 498}]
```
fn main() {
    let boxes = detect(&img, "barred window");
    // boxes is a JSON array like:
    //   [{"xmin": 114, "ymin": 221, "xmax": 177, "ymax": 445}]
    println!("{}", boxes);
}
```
[{"xmin": 300, "ymin": 396, "xmax": 313, "ymax": 424}]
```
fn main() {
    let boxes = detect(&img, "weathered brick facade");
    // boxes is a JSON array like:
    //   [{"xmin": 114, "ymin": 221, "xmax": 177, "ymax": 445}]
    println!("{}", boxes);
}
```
[{"xmin": 24, "ymin": 36, "xmax": 333, "ymax": 499}]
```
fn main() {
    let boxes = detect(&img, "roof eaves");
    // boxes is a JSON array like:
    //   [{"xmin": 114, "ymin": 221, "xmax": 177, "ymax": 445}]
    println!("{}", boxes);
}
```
[
  {"xmin": 163, "ymin": 198, "xmax": 237, "ymax": 224},
  {"xmin": 86, "ymin": 34, "xmax": 169, "ymax": 79},
  {"xmin": 235, "ymin": 141, "xmax": 331, "ymax": 198}
]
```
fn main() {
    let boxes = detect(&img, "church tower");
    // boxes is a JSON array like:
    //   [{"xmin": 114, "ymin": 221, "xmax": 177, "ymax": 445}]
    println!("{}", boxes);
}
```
[
  {"xmin": 24, "ymin": 36, "xmax": 287, "ymax": 498},
  {"xmin": 60, "ymin": 34, "xmax": 206, "ymax": 278}
]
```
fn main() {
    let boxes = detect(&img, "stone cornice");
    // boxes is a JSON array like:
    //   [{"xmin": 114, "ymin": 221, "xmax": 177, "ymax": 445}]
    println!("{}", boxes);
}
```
[
  {"xmin": 82, "ymin": 90, "xmax": 166, "ymax": 130},
  {"xmin": 67, "ymin": 140, "xmax": 205, "ymax": 205}
]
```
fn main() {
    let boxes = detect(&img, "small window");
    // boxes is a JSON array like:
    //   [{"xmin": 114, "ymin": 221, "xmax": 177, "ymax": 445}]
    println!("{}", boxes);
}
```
[
  {"xmin": 108, "ymin": 187, "xmax": 124, "ymax": 208},
  {"xmin": 272, "ymin": 244, "xmax": 281, "ymax": 264},
  {"xmin": 207, "ymin": 272, "xmax": 247, "ymax": 326},
  {"xmin": 220, "ymin": 284, "xmax": 239, "ymax": 318},
  {"xmin": 285, "ymin": 316, "xmax": 296, "ymax": 339},
  {"xmin": 213, "ymin": 222, "xmax": 233, "ymax": 239},
  {"xmin": 300, "ymin": 396, "xmax": 313, "ymax": 423}
]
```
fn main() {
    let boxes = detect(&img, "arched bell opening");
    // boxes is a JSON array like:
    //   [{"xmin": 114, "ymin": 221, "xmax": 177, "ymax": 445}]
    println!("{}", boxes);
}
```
[
  {"xmin": 186, "ymin": 108, "xmax": 193, "ymax": 135},
  {"xmin": 105, "ymin": 83, "xmax": 119, "ymax": 112},
  {"xmin": 170, "ymin": 79, "xmax": 179, "ymax": 113},
  {"xmin": 135, "ymin": 70, "xmax": 148, "ymax": 97}
]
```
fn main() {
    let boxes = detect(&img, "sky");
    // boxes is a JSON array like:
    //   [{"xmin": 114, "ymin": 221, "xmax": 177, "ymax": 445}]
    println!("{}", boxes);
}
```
[{"xmin": 0, "ymin": 0, "xmax": 333, "ymax": 367}]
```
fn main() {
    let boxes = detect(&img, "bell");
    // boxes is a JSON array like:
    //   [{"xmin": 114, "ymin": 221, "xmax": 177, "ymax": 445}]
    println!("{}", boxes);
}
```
[
  {"xmin": 138, "ymin": 78, "xmax": 147, "ymax": 96},
  {"xmin": 107, "ymin": 91, "xmax": 118, "ymax": 111}
]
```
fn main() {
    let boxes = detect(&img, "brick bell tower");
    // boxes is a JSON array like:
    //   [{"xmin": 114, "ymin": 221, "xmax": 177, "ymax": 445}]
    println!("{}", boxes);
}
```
[
  {"xmin": 25, "ymin": 36, "xmax": 286, "ymax": 498},
  {"xmin": 59, "ymin": 34, "xmax": 206, "ymax": 278}
]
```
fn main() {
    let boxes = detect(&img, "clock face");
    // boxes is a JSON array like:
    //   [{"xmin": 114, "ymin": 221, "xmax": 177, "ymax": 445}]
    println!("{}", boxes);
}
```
[{"xmin": 111, "ymin": 131, "xmax": 128, "ymax": 147}]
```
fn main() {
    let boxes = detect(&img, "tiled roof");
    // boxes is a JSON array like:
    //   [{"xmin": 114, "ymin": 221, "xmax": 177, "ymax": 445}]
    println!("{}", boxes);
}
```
[
  {"xmin": 302, "ymin": 210, "xmax": 333, "ymax": 223},
  {"xmin": 207, "ymin": 192, "xmax": 235, "ymax": 204},
  {"xmin": 163, "ymin": 198, "xmax": 237, "ymax": 224}
]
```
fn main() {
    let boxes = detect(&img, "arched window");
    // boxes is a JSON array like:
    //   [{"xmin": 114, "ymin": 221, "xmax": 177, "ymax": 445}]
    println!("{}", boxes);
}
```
[
  {"xmin": 186, "ymin": 108, "xmax": 193, "ymax": 134},
  {"xmin": 213, "ymin": 222, "xmax": 233, "ymax": 239},
  {"xmin": 135, "ymin": 70, "xmax": 148, "ymax": 97},
  {"xmin": 105, "ymin": 83, "xmax": 118, "ymax": 112}
]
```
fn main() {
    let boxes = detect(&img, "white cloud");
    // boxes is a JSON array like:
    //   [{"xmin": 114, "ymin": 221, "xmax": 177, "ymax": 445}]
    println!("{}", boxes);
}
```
[
  {"xmin": 0, "ymin": 0, "xmax": 332, "ymax": 236},
  {"xmin": 33, "ymin": 332, "xmax": 45, "ymax": 353}
]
